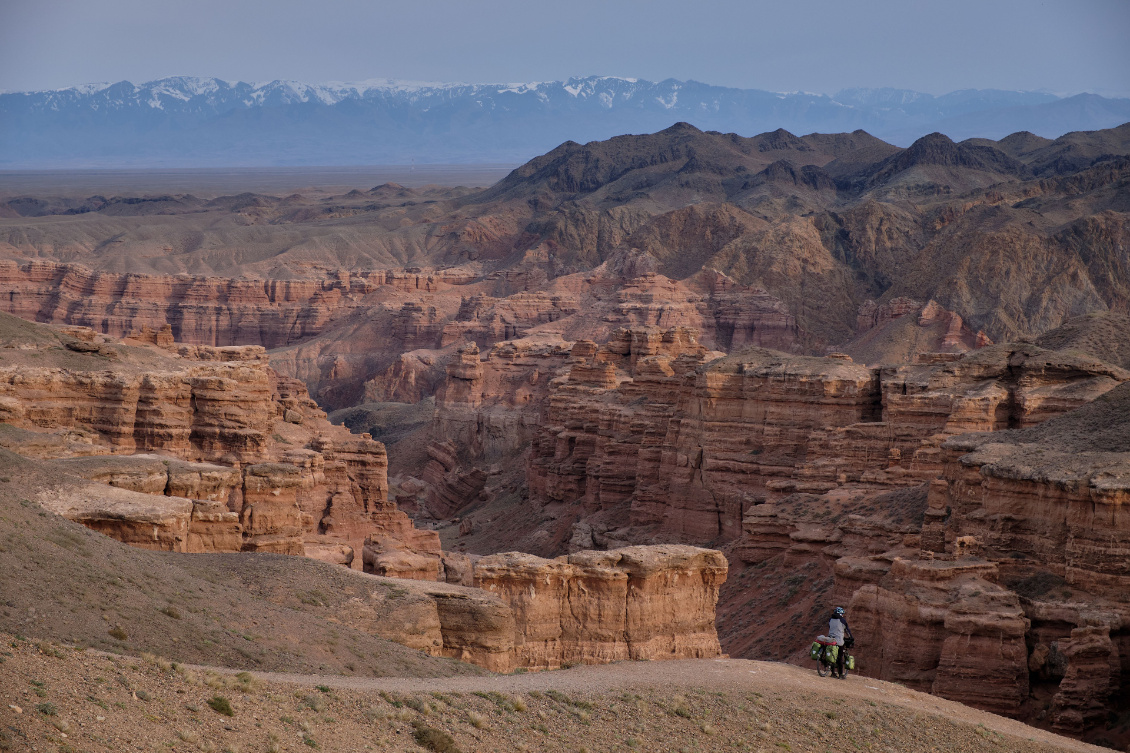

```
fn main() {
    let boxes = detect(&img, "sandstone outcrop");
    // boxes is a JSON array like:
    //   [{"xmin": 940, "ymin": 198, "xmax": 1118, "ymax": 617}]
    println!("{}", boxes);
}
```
[
  {"xmin": 456, "ymin": 328, "xmax": 1127, "ymax": 732},
  {"xmin": 744, "ymin": 382, "xmax": 1130, "ymax": 734},
  {"xmin": 922, "ymin": 381, "xmax": 1130, "ymax": 596},
  {"xmin": 37, "ymin": 483, "xmax": 195, "ymax": 552},
  {"xmin": 474, "ymin": 545, "xmax": 727, "ymax": 669},
  {"xmin": 434, "ymin": 337, "xmax": 573, "ymax": 461},
  {"xmin": 361, "ymin": 508, "xmax": 445, "ymax": 581},
  {"xmin": 1, "ymin": 256, "xmax": 802, "ymax": 411},
  {"xmin": 0, "ymin": 313, "xmax": 438, "ymax": 570},
  {"xmin": 280, "ymin": 545, "xmax": 726, "ymax": 674},
  {"xmin": 848, "ymin": 558, "xmax": 1031, "ymax": 716},
  {"xmin": 906, "ymin": 383, "xmax": 1130, "ymax": 731}
]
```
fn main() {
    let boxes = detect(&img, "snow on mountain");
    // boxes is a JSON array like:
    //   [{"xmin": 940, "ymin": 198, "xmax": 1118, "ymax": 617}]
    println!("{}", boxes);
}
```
[{"xmin": 2, "ymin": 75, "xmax": 1127, "ymax": 168}]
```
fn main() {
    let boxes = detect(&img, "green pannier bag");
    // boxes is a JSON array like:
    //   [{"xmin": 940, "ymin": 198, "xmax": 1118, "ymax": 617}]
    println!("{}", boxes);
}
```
[
  {"xmin": 846, "ymin": 654, "xmax": 855, "ymax": 670},
  {"xmin": 811, "ymin": 642, "xmax": 838, "ymax": 662}
]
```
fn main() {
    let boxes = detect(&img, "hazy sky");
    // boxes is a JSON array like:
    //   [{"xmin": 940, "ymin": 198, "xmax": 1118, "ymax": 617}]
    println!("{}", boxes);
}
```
[{"xmin": 2, "ymin": 0, "xmax": 1128, "ymax": 96}]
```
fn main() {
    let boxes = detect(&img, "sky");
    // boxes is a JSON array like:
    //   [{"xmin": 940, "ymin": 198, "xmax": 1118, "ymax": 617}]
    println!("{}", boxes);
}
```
[{"xmin": 1, "ymin": 0, "xmax": 1128, "ymax": 97}]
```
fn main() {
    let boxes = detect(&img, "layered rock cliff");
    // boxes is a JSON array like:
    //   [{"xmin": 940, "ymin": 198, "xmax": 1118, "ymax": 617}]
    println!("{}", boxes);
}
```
[
  {"xmin": 0, "ymin": 312, "xmax": 438, "ymax": 569},
  {"xmin": 519, "ymin": 335, "xmax": 1126, "ymax": 545},
  {"xmin": 911, "ymin": 383, "xmax": 1130, "ymax": 732},
  {"xmin": 0, "ymin": 313, "xmax": 731, "ymax": 675},
  {"xmin": 0, "ymin": 256, "xmax": 801, "ymax": 410},
  {"xmin": 474, "ymin": 544, "xmax": 727, "ymax": 670},
  {"xmin": 424, "ymin": 322, "xmax": 1130, "ymax": 734},
  {"xmin": 722, "ymin": 381, "xmax": 1130, "ymax": 739},
  {"xmin": 0, "ymin": 259, "xmax": 478, "ymax": 348}
]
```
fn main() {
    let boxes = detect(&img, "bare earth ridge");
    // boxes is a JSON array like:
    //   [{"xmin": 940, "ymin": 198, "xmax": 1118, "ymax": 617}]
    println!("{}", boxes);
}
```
[{"xmin": 0, "ymin": 636, "xmax": 1109, "ymax": 753}]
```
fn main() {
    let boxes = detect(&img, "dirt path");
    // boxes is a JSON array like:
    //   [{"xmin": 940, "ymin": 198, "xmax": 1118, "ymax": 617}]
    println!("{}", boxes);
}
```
[
  {"xmin": 4, "ymin": 636, "xmax": 1107, "ymax": 753},
  {"xmin": 195, "ymin": 656, "xmax": 1103, "ymax": 753}
]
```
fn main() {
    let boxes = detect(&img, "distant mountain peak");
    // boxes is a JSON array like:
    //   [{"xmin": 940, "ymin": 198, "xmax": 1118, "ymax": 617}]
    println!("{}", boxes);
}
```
[{"xmin": 2, "ymin": 75, "xmax": 1128, "ymax": 168}]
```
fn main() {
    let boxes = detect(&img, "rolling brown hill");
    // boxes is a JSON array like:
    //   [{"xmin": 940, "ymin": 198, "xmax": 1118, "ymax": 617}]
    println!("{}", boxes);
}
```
[{"xmin": 3, "ymin": 122, "xmax": 1127, "ymax": 356}]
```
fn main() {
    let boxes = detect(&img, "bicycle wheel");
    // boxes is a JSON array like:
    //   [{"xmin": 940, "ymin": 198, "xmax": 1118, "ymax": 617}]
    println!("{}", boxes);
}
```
[{"xmin": 816, "ymin": 649, "xmax": 829, "ymax": 676}]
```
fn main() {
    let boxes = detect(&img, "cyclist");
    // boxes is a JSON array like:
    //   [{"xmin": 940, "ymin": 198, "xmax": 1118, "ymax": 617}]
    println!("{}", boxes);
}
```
[{"xmin": 828, "ymin": 606, "xmax": 853, "ymax": 679}]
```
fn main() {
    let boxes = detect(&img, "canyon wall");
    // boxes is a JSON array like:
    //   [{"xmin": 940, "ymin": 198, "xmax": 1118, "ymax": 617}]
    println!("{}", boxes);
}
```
[
  {"xmin": 0, "ymin": 259, "xmax": 476, "ymax": 348},
  {"xmin": 427, "ymin": 325, "xmax": 1130, "ymax": 731},
  {"xmin": 0, "ymin": 315, "xmax": 438, "ymax": 570},
  {"xmin": 729, "ymin": 382, "xmax": 1130, "ymax": 732},
  {"xmin": 519, "ymin": 335, "xmax": 1126, "ymax": 544},
  {"xmin": 0, "ymin": 257, "xmax": 802, "ymax": 410},
  {"xmin": 0, "ymin": 314, "xmax": 730, "ymax": 675},
  {"xmin": 907, "ymin": 387, "xmax": 1130, "ymax": 732}
]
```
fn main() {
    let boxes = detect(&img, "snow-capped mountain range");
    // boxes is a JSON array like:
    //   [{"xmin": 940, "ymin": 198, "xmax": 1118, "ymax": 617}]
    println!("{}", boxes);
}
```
[{"xmin": 3, "ymin": 75, "xmax": 1128, "ymax": 168}]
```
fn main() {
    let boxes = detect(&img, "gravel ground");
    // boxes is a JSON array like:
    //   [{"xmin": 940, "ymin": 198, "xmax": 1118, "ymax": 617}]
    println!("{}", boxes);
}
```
[{"xmin": 0, "ymin": 634, "xmax": 1107, "ymax": 753}]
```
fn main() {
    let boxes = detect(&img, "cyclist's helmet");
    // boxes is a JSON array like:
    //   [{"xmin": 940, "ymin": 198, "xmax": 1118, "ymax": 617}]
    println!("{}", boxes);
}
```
[{"xmin": 833, "ymin": 607, "xmax": 845, "ymax": 618}]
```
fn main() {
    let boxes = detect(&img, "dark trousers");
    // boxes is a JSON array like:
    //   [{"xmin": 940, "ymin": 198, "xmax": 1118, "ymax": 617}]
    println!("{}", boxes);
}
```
[{"xmin": 835, "ymin": 645, "xmax": 846, "ymax": 675}]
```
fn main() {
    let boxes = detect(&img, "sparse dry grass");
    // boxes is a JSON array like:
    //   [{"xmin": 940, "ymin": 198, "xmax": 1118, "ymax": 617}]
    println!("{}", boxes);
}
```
[
  {"xmin": 0, "ymin": 630, "xmax": 1094, "ymax": 753},
  {"xmin": 206, "ymin": 695, "xmax": 234, "ymax": 717}
]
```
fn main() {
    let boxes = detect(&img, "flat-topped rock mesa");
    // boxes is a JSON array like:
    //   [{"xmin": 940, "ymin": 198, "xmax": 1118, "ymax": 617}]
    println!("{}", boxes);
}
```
[
  {"xmin": 474, "ymin": 545, "xmax": 727, "ymax": 669},
  {"xmin": 519, "ymin": 334, "xmax": 1127, "ymax": 543},
  {"xmin": 353, "ymin": 544, "xmax": 727, "ymax": 673},
  {"xmin": 0, "ymin": 312, "xmax": 437, "ymax": 569}
]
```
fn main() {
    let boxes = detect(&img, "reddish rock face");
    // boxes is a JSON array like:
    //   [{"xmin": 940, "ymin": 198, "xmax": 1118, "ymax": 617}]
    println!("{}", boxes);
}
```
[
  {"xmin": 314, "ymin": 545, "xmax": 728, "ymax": 674},
  {"xmin": 848, "ymin": 558, "xmax": 1031, "ymax": 717},
  {"xmin": 0, "ymin": 256, "xmax": 802, "ymax": 411},
  {"xmin": 426, "ymin": 327, "xmax": 1128, "ymax": 732},
  {"xmin": 474, "ymin": 545, "xmax": 728, "ymax": 669},
  {"xmin": 434, "ymin": 337, "xmax": 573, "ymax": 462},
  {"xmin": 0, "ymin": 316, "xmax": 434, "ymax": 569},
  {"xmin": 37, "ymin": 483, "xmax": 195, "ymax": 552},
  {"xmin": 516, "ymin": 339, "xmax": 1128, "ymax": 545},
  {"xmin": 0, "ymin": 259, "xmax": 477, "ymax": 349},
  {"xmin": 901, "ymin": 384, "xmax": 1130, "ymax": 731}
]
